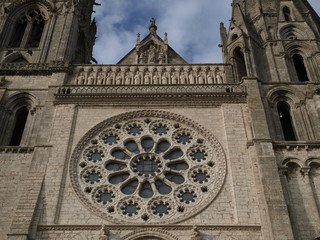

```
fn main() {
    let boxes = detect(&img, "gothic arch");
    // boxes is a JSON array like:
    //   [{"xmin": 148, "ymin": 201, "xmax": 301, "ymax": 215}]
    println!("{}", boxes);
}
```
[
  {"xmin": 266, "ymin": 86, "xmax": 305, "ymax": 107},
  {"xmin": 306, "ymin": 158, "xmax": 320, "ymax": 167},
  {"xmin": 122, "ymin": 229, "xmax": 179, "ymax": 240},
  {"xmin": 0, "ymin": 92, "xmax": 38, "ymax": 146},
  {"xmin": 282, "ymin": 6, "xmax": 292, "ymax": 21},
  {"xmin": 4, "ymin": 92, "xmax": 38, "ymax": 112},
  {"xmin": 229, "ymin": 45, "xmax": 248, "ymax": 82},
  {"xmin": 6, "ymin": 0, "xmax": 53, "ymax": 14},
  {"xmin": 1, "ymin": 0, "xmax": 51, "ymax": 50},
  {"xmin": 279, "ymin": 24, "xmax": 304, "ymax": 40},
  {"xmin": 266, "ymin": 86, "xmax": 310, "ymax": 141},
  {"xmin": 281, "ymin": 158, "xmax": 304, "ymax": 169}
]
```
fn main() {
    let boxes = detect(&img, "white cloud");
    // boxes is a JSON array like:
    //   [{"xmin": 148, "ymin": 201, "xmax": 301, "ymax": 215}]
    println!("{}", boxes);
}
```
[{"xmin": 92, "ymin": 0, "xmax": 320, "ymax": 64}]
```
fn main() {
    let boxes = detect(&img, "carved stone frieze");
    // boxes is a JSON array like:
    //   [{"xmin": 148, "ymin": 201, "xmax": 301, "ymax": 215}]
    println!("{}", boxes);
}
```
[
  {"xmin": 72, "ymin": 64, "xmax": 232, "ymax": 86},
  {"xmin": 37, "ymin": 224, "xmax": 262, "ymax": 231},
  {"xmin": 0, "ymin": 146, "xmax": 34, "ymax": 154},
  {"xmin": 0, "ymin": 61, "xmax": 70, "ymax": 75}
]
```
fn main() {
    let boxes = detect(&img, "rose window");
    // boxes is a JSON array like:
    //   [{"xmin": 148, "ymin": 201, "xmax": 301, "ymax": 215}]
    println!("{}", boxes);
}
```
[{"xmin": 70, "ymin": 111, "xmax": 226, "ymax": 224}]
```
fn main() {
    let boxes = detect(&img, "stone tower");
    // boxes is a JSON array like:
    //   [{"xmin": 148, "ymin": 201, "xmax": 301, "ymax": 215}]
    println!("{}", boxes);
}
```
[{"xmin": 0, "ymin": 0, "xmax": 319, "ymax": 240}]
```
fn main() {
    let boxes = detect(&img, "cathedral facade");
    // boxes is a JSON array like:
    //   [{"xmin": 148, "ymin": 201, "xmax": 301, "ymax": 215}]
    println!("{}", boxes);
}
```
[{"xmin": 0, "ymin": 0, "xmax": 319, "ymax": 239}]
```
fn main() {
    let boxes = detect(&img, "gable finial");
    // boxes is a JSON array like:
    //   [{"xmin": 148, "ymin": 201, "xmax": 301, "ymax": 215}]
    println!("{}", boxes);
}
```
[{"xmin": 149, "ymin": 17, "xmax": 157, "ymax": 33}]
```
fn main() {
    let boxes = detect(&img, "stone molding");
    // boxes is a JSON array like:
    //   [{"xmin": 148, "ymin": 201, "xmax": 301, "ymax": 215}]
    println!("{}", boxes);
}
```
[
  {"xmin": 0, "ymin": 61, "xmax": 70, "ymax": 75},
  {"xmin": 54, "ymin": 85, "xmax": 247, "ymax": 105},
  {"xmin": 37, "ymin": 224, "xmax": 262, "ymax": 232},
  {"xmin": 273, "ymin": 141, "xmax": 320, "ymax": 151},
  {"xmin": 0, "ymin": 146, "xmax": 34, "ymax": 153}
]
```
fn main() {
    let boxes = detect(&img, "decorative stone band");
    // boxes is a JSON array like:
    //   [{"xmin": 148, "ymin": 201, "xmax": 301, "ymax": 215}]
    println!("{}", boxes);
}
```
[
  {"xmin": 0, "ymin": 146, "xmax": 34, "ymax": 154},
  {"xmin": 54, "ymin": 85, "xmax": 247, "ymax": 104},
  {"xmin": 0, "ymin": 61, "xmax": 70, "ymax": 75},
  {"xmin": 37, "ymin": 224, "xmax": 262, "ymax": 232},
  {"xmin": 273, "ymin": 141, "xmax": 320, "ymax": 151},
  {"xmin": 72, "ymin": 64, "xmax": 234, "ymax": 85}
]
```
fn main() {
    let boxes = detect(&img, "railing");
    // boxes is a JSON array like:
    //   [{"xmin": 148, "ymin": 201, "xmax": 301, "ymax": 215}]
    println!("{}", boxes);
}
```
[{"xmin": 56, "ymin": 84, "xmax": 247, "ymax": 96}]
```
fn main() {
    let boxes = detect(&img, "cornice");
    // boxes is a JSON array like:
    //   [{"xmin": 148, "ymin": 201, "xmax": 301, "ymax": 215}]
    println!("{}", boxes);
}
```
[
  {"xmin": 54, "ymin": 84, "xmax": 247, "ymax": 105},
  {"xmin": 0, "ymin": 61, "xmax": 70, "ymax": 75}
]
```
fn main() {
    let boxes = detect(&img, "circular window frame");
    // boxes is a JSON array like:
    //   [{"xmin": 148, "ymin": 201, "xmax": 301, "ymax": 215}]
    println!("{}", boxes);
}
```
[{"xmin": 69, "ymin": 110, "xmax": 227, "ymax": 224}]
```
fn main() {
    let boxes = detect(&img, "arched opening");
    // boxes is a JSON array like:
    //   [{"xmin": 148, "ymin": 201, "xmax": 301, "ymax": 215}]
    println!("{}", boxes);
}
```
[
  {"xmin": 26, "ymin": 17, "xmax": 45, "ymax": 48},
  {"xmin": 292, "ymin": 54, "xmax": 309, "ymax": 82},
  {"xmin": 283, "ymin": 6, "xmax": 291, "ymax": 21},
  {"xmin": 277, "ymin": 101, "xmax": 296, "ymax": 141},
  {"xmin": 9, "ymin": 107, "xmax": 29, "ymax": 146},
  {"xmin": 231, "ymin": 34, "xmax": 238, "ymax": 41},
  {"xmin": 7, "ymin": 8, "xmax": 46, "ymax": 49},
  {"xmin": 233, "ymin": 47, "xmax": 247, "ymax": 81},
  {"xmin": 8, "ymin": 19, "xmax": 27, "ymax": 47}
]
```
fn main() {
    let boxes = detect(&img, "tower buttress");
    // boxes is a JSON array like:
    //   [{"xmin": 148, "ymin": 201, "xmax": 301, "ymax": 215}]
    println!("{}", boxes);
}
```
[{"xmin": 222, "ymin": 0, "xmax": 320, "ymax": 83}]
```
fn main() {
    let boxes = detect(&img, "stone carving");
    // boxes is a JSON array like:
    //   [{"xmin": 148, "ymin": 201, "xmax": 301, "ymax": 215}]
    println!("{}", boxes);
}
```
[
  {"xmin": 0, "ymin": 3, "xmax": 6, "ymax": 16},
  {"xmin": 115, "ymin": 73, "xmax": 122, "ymax": 84},
  {"xmin": 99, "ymin": 225, "xmax": 109, "ymax": 240},
  {"xmin": 73, "ymin": 65, "xmax": 228, "ymax": 85},
  {"xmin": 190, "ymin": 226, "xmax": 202, "ymax": 240},
  {"xmin": 0, "ymin": 76, "xmax": 5, "ymax": 86}
]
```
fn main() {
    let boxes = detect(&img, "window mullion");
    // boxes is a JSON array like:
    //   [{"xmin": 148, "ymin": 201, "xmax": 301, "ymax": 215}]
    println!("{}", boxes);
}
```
[{"xmin": 20, "ymin": 20, "xmax": 33, "ymax": 48}]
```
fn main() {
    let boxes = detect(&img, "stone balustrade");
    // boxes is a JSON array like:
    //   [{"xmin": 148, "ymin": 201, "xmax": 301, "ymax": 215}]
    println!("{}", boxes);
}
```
[{"xmin": 71, "ymin": 64, "xmax": 234, "ymax": 85}]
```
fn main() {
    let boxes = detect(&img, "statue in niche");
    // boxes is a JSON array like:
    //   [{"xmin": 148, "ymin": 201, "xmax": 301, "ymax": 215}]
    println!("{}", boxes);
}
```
[
  {"xmin": 0, "ymin": 3, "xmax": 5, "ymax": 16},
  {"xmin": 189, "ymin": 71, "xmax": 195, "ymax": 84},
  {"xmin": 207, "ymin": 71, "xmax": 214, "ymax": 84},
  {"xmin": 197, "ymin": 71, "xmax": 205, "ymax": 84},
  {"xmin": 158, "ymin": 50, "xmax": 166, "ymax": 64},
  {"xmin": 115, "ymin": 73, "xmax": 122, "ymax": 84},
  {"xmin": 125, "ymin": 72, "xmax": 132, "ymax": 85},
  {"xmin": 171, "ymin": 71, "xmax": 178, "ymax": 84},
  {"xmin": 76, "ymin": 72, "xmax": 85, "ymax": 85},
  {"xmin": 144, "ymin": 72, "xmax": 151, "ymax": 84},
  {"xmin": 216, "ymin": 69, "xmax": 224, "ymax": 84},
  {"xmin": 106, "ymin": 72, "xmax": 113, "ymax": 85},
  {"xmin": 180, "ymin": 71, "xmax": 187, "ymax": 84},
  {"xmin": 148, "ymin": 44, "xmax": 156, "ymax": 63},
  {"xmin": 134, "ymin": 71, "xmax": 142, "ymax": 84},
  {"xmin": 87, "ymin": 72, "xmax": 95, "ymax": 85},
  {"xmin": 153, "ymin": 72, "xmax": 161, "ymax": 84},
  {"xmin": 138, "ymin": 52, "xmax": 147, "ymax": 64},
  {"xmin": 161, "ymin": 72, "xmax": 169, "ymax": 84},
  {"xmin": 97, "ymin": 71, "xmax": 105, "ymax": 85}
]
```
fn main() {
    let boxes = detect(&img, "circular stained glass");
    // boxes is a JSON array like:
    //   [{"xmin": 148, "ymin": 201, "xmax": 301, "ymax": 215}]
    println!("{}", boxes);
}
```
[{"xmin": 70, "ymin": 110, "xmax": 226, "ymax": 224}]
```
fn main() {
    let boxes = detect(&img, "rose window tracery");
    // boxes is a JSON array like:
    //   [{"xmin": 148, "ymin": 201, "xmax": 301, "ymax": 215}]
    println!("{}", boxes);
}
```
[{"xmin": 70, "ymin": 111, "xmax": 226, "ymax": 224}]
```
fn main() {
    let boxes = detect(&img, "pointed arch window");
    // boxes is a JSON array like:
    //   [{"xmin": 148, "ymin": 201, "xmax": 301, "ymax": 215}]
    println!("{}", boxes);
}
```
[
  {"xmin": 9, "ymin": 107, "xmax": 29, "ymax": 146},
  {"xmin": 8, "ymin": 9, "xmax": 46, "ymax": 48},
  {"xmin": 277, "ymin": 101, "xmax": 296, "ymax": 141},
  {"xmin": 283, "ymin": 6, "xmax": 292, "ymax": 21},
  {"xmin": 292, "ymin": 54, "xmax": 309, "ymax": 82},
  {"xmin": 233, "ymin": 47, "xmax": 247, "ymax": 81}
]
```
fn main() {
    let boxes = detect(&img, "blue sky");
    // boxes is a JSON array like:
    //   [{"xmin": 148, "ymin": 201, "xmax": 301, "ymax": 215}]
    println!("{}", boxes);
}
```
[{"xmin": 92, "ymin": 0, "xmax": 320, "ymax": 64}]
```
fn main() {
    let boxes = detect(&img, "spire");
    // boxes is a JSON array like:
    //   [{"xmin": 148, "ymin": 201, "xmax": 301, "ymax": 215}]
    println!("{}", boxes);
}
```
[{"xmin": 149, "ymin": 17, "xmax": 157, "ymax": 34}]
